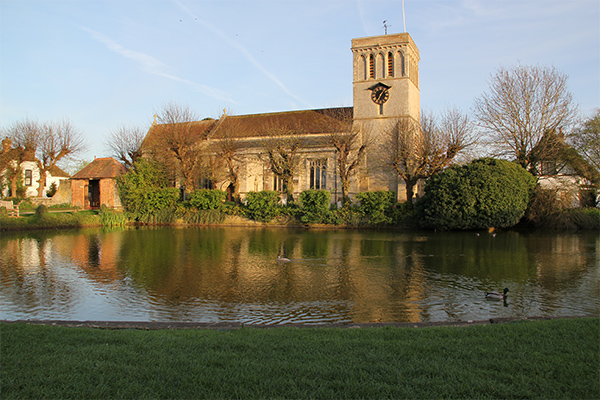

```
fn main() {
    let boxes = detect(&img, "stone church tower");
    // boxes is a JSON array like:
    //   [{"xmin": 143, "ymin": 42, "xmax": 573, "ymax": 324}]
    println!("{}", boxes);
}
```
[{"xmin": 351, "ymin": 33, "xmax": 420, "ymax": 198}]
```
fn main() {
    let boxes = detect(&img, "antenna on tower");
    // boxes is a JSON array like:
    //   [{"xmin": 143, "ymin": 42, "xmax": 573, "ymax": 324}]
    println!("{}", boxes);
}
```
[{"xmin": 402, "ymin": 0, "xmax": 406, "ymax": 32}]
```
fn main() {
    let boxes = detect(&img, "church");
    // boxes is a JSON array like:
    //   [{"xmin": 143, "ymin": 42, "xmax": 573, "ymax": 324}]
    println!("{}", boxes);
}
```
[{"xmin": 141, "ymin": 33, "xmax": 420, "ymax": 204}]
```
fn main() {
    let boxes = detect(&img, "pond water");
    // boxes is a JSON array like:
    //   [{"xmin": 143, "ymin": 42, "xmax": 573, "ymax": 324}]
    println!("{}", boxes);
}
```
[{"xmin": 1, "ymin": 226, "xmax": 598, "ymax": 324}]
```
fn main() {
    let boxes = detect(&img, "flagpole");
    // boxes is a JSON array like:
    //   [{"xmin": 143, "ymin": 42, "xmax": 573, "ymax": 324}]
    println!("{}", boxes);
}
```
[{"xmin": 402, "ymin": 0, "xmax": 406, "ymax": 32}]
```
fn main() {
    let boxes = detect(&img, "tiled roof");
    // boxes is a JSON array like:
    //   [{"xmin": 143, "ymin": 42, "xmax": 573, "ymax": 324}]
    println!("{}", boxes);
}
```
[
  {"xmin": 141, "ymin": 108, "xmax": 353, "ymax": 152},
  {"xmin": 49, "ymin": 165, "xmax": 70, "ymax": 178},
  {"xmin": 208, "ymin": 107, "xmax": 353, "ymax": 139},
  {"xmin": 72, "ymin": 157, "xmax": 126, "ymax": 179},
  {"xmin": 534, "ymin": 130, "xmax": 600, "ymax": 183},
  {"xmin": 141, "ymin": 119, "xmax": 216, "ymax": 150}
]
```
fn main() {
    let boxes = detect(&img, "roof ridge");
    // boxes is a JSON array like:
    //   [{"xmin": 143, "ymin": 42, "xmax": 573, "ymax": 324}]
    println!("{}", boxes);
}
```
[{"xmin": 225, "ymin": 106, "xmax": 353, "ymax": 119}]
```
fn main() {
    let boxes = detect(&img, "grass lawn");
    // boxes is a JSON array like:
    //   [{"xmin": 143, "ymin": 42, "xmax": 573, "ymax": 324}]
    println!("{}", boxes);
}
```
[
  {"xmin": 0, "ymin": 210, "xmax": 101, "ymax": 230},
  {"xmin": 1, "ymin": 318, "xmax": 598, "ymax": 399}
]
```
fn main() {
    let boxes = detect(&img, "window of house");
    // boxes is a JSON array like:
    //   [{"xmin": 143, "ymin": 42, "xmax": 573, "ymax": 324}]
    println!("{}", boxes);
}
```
[
  {"xmin": 369, "ymin": 54, "xmax": 375, "ymax": 78},
  {"xmin": 387, "ymin": 52, "xmax": 394, "ymax": 77},
  {"xmin": 24, "ymin": 170, "xmax": 32, "ymax": 186},
  {"xmin": 309, "ymin": 160, "xmax": 327, "ymax": 190}
]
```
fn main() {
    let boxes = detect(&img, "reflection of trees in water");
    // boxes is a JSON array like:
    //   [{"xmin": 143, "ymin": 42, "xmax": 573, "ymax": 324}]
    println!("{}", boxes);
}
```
[
  {"xmin": 0, "ymin": 232, "xmax": 80, "ymax": 316},
  {"xmin": 525, "ymin": 233, "xmax": 600, "ymax": 313},
  {"xmin": 1, "ymin": 228, "xmax": 597, "ymax": 322},
  {"xmin": 526, "ymin": 234, "xmax": 596, "ymax": 287}
]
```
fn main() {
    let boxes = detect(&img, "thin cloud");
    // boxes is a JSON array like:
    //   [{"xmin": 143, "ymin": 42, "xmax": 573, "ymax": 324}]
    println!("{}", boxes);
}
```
[
  {"xmin": 80, "ymin": 26, "xmax": 236, "ymax": 104},
  {"xmin": 172, "ymin": 0, "xmax": 312, "ymax": 109},
  {"xmin": 356, "ymin": 0, "xmax": 371, "ymax": 35}
]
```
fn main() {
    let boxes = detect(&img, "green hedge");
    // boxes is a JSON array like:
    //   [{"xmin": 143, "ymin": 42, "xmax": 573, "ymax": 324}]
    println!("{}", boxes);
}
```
[
  {"xmin": 418, "ymin": 158, "xmax": 536, "ymax": 230},
  {"xmin": 117, "ymin": 160, "xmax": 180, "ymax": 220},
  {"xmin": 189, "ymin": 189, "xmax": 227, "ymax": 210},
  {"xmin": 356, "ymin": 191, "xmax": 396, "ymax": 224},
  {"xmin": 299, "ymin": 190, "xmax": 331, "ymax": 223},
  {"xmin": 245, "ymin": 191, "xmax": 281, "ymax": 222}
]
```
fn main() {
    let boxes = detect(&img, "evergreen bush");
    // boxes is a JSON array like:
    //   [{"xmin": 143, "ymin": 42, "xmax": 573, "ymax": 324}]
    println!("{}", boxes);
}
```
[
  {"xmin": 244, "ymin": 191, "xmax": 281, "ymax": 222},
  {"xmin": 355, "ymin": 191, "xmax": 396, "ymax": 224},
  {"xmin": 116, "ymin": 160, "xmax": 179, "ymax": 220},
  {"xmin": 298, "ymin": 190, "xmax": 331, "ymax": 223},
  {"xmin": 189, "ymin": 189, "xmax": 227, "ymax": 210},
  {"xmin": 46, "ymin": 182, "xmax": 58, "ymax": 197},
  {"xmin": 34, "ymin": 204, "xmax": 48, "ymax": 219},
  {"xmin": 419, "ymin": 158, "xmax": 536, "ymax": 230}
]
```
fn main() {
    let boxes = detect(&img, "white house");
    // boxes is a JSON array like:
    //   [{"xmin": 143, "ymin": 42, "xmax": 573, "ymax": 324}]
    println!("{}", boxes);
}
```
[{"xmin": 1, "ymin": 138, "xmax": 70, "ymax": 198}]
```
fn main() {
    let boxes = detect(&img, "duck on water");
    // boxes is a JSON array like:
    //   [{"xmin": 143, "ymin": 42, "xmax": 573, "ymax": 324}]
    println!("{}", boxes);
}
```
[{"xmin": 485, "ymin": 288, "xmax": 509, "ymax": 300}]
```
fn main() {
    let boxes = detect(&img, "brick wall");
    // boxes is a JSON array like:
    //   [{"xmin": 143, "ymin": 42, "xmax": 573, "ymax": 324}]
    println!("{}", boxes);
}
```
[
  {"xmin": 100, "ymin": 179, "xmax": 116, "ymax": 207},
  {"xmin": 71, "ymin": 179, "xmax": 88, "ymax": 209}
]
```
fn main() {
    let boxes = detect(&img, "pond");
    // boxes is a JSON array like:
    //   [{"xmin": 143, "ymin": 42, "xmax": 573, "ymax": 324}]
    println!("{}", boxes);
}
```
[{"xmin": 1, "ymin": 226, "xmax": 598, "ymax": 324}]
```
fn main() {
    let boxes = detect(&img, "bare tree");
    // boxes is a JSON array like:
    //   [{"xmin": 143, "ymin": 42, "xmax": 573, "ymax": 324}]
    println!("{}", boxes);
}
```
[
  {"xmin": 196, "ymin": 153, "xmax": 222, "ymax": 189},
  {"xmin": 571, "ymin": 109, "xmax": 600, "ymax": 172},
  {"xmin": 387, "ymin": 108, "xmax": 476, "ymax": 203},
  {"xmin": 387, "ymin": 118, "xmax": 423, "ymax": 203},
  {"xmin": 474, "ymin": 64, "xmax": 579, "ymax": 173},
  {"xmin": 319, "ymin": 107, "xmax": 367, "ymax": 207},
  {"xmin": 153, "ymin": 102, "xmax": 202, "ymax": 191},
  {"xmin": 1, "ymin": 137, "xmax": 26, "ymax": 197},
  {"xmin": 105, "ymin": 125, "xmax": 146, "ymax": 169},
  {"xmin": 212, "ymin": 116, "xmax": 245, "ymax": 200},
  {"xmin": 5, "ymin": 118, "xmax": 86, "ymax": 197},
  {"xmin": 2, "ymin": 119, "xmax": 37, "ymax": 197},
  {"xmin": 262, "ymin": 126, "xmax": 303, "ymax": 203},
  {"xmin": 330, "ymin": 127, "xmax": 368, "ymax": 207}
]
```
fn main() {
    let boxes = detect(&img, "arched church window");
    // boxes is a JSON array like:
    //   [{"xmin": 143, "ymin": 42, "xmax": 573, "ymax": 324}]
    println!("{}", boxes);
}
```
[
  {"xmin": 377, "ymin": 53, "xmax": 385, "ymax": 78},
  {"xmin": 361, "ymin": 55, "xmax": 367, "ymax": 80},
  {"xmin": 387, "ymin": 52, "xmax": 394, "ymax": 77},
  {"xmin": 399, "ymin": 51, "xmax": 406, "ymax": 76},
  {"xmin": 369, "ymin": 54, "xmax": 375, "ymax": 79},
  {"xmin": 309, "ymin": 159, "xmax": 327, "ymax": 190},
  {"xmin": 199, "ymin": 178, "xmax": 213, "ymax": 190},
  {"xmin": 274, "ymin": 176, "xmax": 286, "ymax": 192}
]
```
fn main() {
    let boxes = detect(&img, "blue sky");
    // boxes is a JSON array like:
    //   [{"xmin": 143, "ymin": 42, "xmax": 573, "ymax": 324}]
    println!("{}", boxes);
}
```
[{"xmin": 1, "ymin": 0, "xmax": 599, "ymax": 163}]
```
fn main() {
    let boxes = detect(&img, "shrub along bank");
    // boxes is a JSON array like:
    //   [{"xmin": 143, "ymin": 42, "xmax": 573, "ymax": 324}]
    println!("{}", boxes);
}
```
[{"xmin": 2, "ymin": 158, "xmax": 598, "ymax": 231}]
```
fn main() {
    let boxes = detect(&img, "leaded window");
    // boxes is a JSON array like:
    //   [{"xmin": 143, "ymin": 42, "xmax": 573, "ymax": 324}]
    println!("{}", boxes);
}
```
[{"xmin": 309, "ymin": 159, "xmax": 327, "ymax": 190}]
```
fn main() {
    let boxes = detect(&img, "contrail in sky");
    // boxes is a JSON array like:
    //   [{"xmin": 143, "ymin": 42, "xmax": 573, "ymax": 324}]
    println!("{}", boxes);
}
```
[
  {"xmin": 172, "ymin": 0, "xmax": 312, "ymax": 109},
  {"xmin": 80, "ymin": 26, "xmax": 236, "ymax": 104}
]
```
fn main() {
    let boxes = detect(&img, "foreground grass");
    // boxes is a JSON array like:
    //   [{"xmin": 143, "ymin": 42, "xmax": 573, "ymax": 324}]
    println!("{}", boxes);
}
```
[{"xmin": 2, "ymin": 318, "xmax": 598, "ymax": 399}]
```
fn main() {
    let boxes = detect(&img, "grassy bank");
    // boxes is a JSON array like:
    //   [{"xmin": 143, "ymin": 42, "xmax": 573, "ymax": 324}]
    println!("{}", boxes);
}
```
[
  {"xmin": 2, "ymin": 206, "xmax": 598, "ymax": 232},
  {"xmin": 2, "ymin": 318, "xmax": 598, "ymax": 399},
  {"xmin": 0, "ymin": 210, "xmax": 101, "ymax": 230}
]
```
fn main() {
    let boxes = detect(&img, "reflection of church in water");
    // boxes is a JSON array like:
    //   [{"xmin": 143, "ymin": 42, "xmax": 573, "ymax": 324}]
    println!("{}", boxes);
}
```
[{"xmin": 143, "ymin": 33, "xmax": 420, "ymax": 202}]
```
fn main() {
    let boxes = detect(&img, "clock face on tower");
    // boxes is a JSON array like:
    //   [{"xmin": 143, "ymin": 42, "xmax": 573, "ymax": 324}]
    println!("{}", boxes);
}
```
[{"xmin": 370, "ymin": 85, "xmax": 390, "ymax": 105}]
